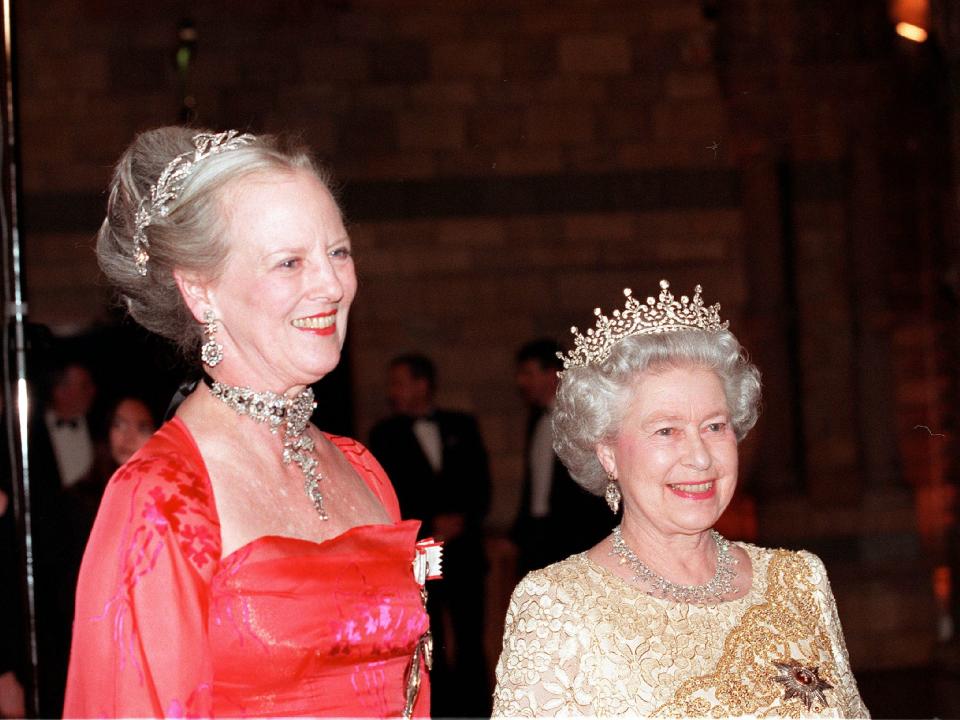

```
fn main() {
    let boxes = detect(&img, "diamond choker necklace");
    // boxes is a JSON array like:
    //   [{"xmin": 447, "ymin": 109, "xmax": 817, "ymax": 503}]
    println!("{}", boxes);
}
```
[
  {"xmin": 203, "ymin": 374, "xmax": 328, "ymax": 520},
  {"xmin": 610, "ymin": 525, "xmax": 737, "ymax": 604}
]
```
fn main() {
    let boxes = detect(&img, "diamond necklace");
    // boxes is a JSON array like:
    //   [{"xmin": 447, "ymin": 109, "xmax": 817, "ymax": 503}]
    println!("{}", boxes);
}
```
[
  {"xmin": 203, "ymin": 374, "xmax": 328, "ymax": 520},
  {"xmin": 610, "ymin": 525, "xmax": 737, "ymax": 604}
]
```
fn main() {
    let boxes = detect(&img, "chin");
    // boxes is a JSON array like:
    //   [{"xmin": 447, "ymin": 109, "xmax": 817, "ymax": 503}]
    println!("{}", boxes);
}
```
[{"xmin": 673, "ymin": 511, "xmax": 725, "ymax": 535}]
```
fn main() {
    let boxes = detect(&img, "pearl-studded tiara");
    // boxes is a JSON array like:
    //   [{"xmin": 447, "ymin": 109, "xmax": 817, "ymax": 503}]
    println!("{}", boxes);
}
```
[
  {"xmin": 132, "ymin": 129, "xmax": 255, "ymax": 275},
  {"xmin": 560, "ymin": 279, "xmax": 728, "ymax": 370}
]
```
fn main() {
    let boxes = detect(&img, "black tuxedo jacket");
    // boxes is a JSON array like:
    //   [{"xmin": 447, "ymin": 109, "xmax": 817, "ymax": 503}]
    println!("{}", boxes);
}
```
[
  {"xmin": 512, "ymin": 409, "xmax": 611, "ymax": 572},
  {"xmin": 369, "ymin": 410, "xmax": 490, "ymax": 546}
]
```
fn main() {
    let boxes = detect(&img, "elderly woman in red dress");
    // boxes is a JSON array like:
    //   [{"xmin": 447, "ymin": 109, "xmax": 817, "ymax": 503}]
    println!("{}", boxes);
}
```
[{"xmin": 64, "ymin": 127, "xmax": 432, "ymax": 718}]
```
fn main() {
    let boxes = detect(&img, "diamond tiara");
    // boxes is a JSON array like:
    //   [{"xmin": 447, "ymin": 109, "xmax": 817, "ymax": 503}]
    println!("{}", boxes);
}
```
[
  {"xmin": 560, "ymin": 279, "xmax": 728, "ymax": 370},
  {"xmin": 132, "ymin": 129, "xmax": 255, "ymax": 275}
]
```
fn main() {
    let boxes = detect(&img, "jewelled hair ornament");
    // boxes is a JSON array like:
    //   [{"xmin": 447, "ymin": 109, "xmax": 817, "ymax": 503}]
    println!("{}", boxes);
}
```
[
  {"xmin": 560, "ymin": 279, "xmax": 728, "ymax": 370},
  {"xmin": 132, "ymin": 129, "xmax": 256, "ymax": 275}
]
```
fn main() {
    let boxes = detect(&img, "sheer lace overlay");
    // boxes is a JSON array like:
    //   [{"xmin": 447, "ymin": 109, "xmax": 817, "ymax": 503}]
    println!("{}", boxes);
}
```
[{"xmin": 493, "ymin": 544, "xmax": 868, "ymax": 718}]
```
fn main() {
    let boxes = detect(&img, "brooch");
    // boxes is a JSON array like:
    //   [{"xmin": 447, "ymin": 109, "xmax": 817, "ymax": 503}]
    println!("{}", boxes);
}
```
[{"xmin": 772, "ymin": 659, "xmax": 833, "ymax": 710}]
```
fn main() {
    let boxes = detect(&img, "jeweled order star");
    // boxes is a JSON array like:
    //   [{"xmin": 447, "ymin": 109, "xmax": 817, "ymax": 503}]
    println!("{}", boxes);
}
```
[{"xmin": 772, "ymin": 659, "xmax": 833, "ymax": 710}]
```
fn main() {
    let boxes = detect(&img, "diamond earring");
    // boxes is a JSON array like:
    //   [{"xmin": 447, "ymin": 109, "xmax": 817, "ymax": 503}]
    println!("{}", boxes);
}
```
[
  {"xmin": 604, "ymin": 473, "xmax": 621, "ymax": 514},
  {"xmin": 200, "ymin": 310, "xmax": 224, "ymax": 367}
]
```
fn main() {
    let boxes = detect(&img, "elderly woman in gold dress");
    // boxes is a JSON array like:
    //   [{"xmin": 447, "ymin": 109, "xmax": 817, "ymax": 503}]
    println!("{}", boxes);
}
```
[{"xmin": 493, "ymin": 280, "xmax": 868, "ymax": 718}]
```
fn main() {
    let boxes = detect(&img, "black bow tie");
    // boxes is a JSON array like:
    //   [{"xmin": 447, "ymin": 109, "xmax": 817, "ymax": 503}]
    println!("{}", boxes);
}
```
[{"xmin": 55, "ymin": 417, "xmax": 80, "ymax": 429}]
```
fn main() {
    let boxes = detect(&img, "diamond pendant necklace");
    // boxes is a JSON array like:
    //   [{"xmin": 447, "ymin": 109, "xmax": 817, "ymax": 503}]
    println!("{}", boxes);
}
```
[
  {"xmin": 610, "ymin": 525, "xmax": 737, "ymax": 604},
  {"xmin": 202, "ymin": 374, "xmax": 328, "ymax": 520}
]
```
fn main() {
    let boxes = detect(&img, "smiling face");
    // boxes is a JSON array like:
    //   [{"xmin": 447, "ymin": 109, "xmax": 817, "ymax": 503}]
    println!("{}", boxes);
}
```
[
  {"xmin": 179, "ymin": 169, "xmax": 357, "ymax": 391},
  {"xmin": 596, "ymin": 365, "xmax": 738, "ymax": 539}
]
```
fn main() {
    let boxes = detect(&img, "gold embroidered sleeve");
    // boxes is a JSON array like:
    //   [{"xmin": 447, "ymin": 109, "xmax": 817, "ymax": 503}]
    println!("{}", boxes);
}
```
[
  {"xmin": 800, "ymin": 552, "xmax": 870, "ymax": 719},
  {"xmin": 492, "ymin": 569, "xmax": 591, "ymax": 717}
]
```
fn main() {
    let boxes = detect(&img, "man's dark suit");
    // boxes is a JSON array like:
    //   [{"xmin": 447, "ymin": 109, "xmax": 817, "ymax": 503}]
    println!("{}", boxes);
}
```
[
  {"xmin": 27, "ymin": 407, "xmax": 96, "ymax": 717},
  {"xmin": 512, "ymin": 408, "xmax": 611, "ymax": 575},
  {"xmin": 369, "ymin": 410, "xmax": 490, "ymax": 718}
]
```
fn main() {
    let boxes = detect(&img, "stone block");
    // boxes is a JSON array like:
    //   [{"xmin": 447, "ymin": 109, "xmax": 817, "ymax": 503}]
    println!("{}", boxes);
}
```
[
  {"xmin": 651, "ymin": 100, "xmax": 728, "ymax": 142},
  {"xmin": 335, "ymin": 11, "xmax": 391, "ymax": 42},
  {"xmin": 566, "ymin": 145, "xmax": 621, "ymax": 172},
  {"xmin": 409, "ymin": 81, "xmax": 478, "ymax": 106},
  {"xmin": 678, "ymin": 30, "xmax": 715, "ymax": 69},
  {"xmin": 433, "ymin": 40, "xmax": 503, "ymax": 79},
  {"xmin": 370, "ymin": 40, "xmax": 431, "ymax": 82},
  {"xmin": 596, "ymin": 8, "xmax": 658, "ymax": 33},
  {"xmin": 607, "ymin": 75, "xmax": 665, "ymax": 105},
  {"xmin": 502, "ymin": 38, "xmax": 557, "ymax": 78},
  {"xmin": 524, "ymin": 105, "xmax": 595, "ymax": 145},
  {"xmin": 664, "ymin": 70, "xmax": 721, "ymax": 99},
  {"xmin": 436, "ymin": 218, "xmax": 506, "ymax": 246},
  {"xmin": 337, "ymin": 108, "xmax": 398, "ymax": 155},
  {"xmin": 477, "ymin": 77, "xmax": 607, "ymax": 105},
  {"xmin": 466, "ymin": 10, "xmax": 523, "ymax": 37},
  {"xmin": 300, "ymin": 44, "xmax": 370, "ymax": 82},
  {"xmin": 648, "ymin": 3, "xmax": 706, "ymax": 33},
  {"xmin": 599, "ymin": 105, "xmax": 650, "ymax": 142},
  {"xmin": 393, "ymin": 12, "xmax": 466, "ymax": 38},
  {"xmin": 519, "ymin": 8, "xmax": 597, "ymax": 35},
  {"xmin": 468, "ymin": 107, "xmax": 525, "ymax": 147},
  {"xmin": 655, "ymin": 235, "xmax": 727, "ymax": 262},
  {"xmin": 558, "ymin": 34, "xmax": 632, "ymax": 76},
  {"xmin": 618, "ymin": 141, "xmax": 728, "ymax": 169},
  {"xmin": 353, "ymin": 85, "xmax": 408, "ymax": 109},
  {"xmin": 397, "ymin": 110, "xmax": 465, "ymax": 150},
  {"xmin": 563, "ymin": 213, "xmax": 635, "ymax": 242},
  {"xmin": 491, "ymin": 147, "xmax": 564, "ymax": 175},
  {"xmin": 504, "ymin": 215, "xmax": 565, "ymax": 246},
  {"xmin": 342, "ymin": 131, "xmax": 425, "ymax": 166},
  {"xmin": 436, "ymin": 148, "xmax": 500, "ymax": 175}
]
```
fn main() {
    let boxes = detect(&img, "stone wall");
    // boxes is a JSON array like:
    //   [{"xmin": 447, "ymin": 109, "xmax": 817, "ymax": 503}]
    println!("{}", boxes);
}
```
[
  {"xmin": 17, "ymin": 0, "xmax": 742, "ymax": 531},
  {"xmin": 14, "ymin": 0, "xmax": 957, "ymax": 671}
]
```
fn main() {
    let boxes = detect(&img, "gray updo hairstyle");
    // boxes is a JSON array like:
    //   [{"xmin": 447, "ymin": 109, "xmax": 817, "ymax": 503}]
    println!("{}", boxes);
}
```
[
  {"xmin": 96, "ymin": 126, "xmax": 325, "ymax": 356},
  {"xmin": 552, "ymin": 329, "xmax": 762, "ymax": 495}
]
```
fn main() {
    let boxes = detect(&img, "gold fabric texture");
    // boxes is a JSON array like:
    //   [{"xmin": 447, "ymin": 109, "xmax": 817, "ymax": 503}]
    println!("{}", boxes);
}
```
[{"xmin": 493, "ymin": 544, "xmax": 869, "ymax": 718}]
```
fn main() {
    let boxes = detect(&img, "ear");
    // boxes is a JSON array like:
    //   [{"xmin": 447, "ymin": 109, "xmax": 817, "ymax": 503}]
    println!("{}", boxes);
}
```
[
  {"xmin": 172, "ymin": 268, "xmax": 215, "ymax": 324},
  {"xmin": 595, "ymin": 442, "xmax": 618, "ymax": 479}
]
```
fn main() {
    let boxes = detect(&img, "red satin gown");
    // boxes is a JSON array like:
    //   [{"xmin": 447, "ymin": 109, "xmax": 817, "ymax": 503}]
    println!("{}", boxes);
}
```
[{"xmin": 63, "ymin": 418, "xmax": 430, "ymax": 718}]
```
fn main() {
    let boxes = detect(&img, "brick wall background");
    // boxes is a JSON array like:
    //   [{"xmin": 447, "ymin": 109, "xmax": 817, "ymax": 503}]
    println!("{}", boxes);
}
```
[{"xmin": 12, "ymin": 0, "xmax": 960, "ymax": 680}]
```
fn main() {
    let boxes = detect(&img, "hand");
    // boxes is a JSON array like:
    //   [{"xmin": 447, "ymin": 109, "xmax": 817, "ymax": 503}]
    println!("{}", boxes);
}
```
[
  {"xmin": 0, "ymin": 490, "xmax": 7, "ymax": 518},
  {"xmin": 432, "ymin": 513, "xmax": 465, "ymax": 542},
  {"xmin": 0, "ymin": 671, "xmax": 25, "ymax": 719}
]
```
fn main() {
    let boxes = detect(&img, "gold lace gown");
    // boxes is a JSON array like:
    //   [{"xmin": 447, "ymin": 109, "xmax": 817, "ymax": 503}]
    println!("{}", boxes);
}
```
[{"xmin": 493, "ymin": 543, "xmax": 869, "ymax": 718}]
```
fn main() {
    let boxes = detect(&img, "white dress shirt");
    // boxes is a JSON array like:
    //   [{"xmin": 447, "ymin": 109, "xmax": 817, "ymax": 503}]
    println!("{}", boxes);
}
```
[
  {"xmin": 412, "ymin": 417, "xmax": 443, "ymax": 474},
  {"xmin": 45, "ymin": 409, "xmax": 94, "ymax": 487},
  {"xmin": 528, "ymin": 409, "xmax": 555, "ymax": 518}
]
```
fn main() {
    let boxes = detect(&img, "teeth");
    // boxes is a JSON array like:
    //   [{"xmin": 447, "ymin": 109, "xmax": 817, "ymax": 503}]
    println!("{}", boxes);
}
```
[
  {"xmin": 671, "ymin": 481, "xmax": 713, "ymax": 493},
  {"xmin": 292, "ymin": 315, "xmax": 336, "ymax": 330}
]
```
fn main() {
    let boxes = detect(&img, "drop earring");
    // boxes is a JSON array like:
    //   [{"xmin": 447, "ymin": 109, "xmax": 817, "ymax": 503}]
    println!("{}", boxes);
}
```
[
  {"xmin": 604, "ymin": 472, "xmax": 621, "ymax": 514},
  {"xmin": 200, "ymin": 310, "xmax": 224, "ymax": 367}
]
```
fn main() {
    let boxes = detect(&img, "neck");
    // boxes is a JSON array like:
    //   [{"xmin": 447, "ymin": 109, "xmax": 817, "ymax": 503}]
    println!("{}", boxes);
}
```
[
  {"xmin": 52, "ymin": 405, "xmax": 83, "ymax": 421},
  {"xmin": 618, "ymin": 516, "xmax": 718, "ymax": 584},
  {"xmin": 202, "ymin": 368, "xmax": 309, "ymax": 398}
]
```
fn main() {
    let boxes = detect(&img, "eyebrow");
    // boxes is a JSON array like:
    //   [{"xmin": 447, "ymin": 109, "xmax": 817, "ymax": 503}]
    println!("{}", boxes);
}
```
[{"xmin": 641, "ymin": 409, "xmax": 729, "ymax": 426}]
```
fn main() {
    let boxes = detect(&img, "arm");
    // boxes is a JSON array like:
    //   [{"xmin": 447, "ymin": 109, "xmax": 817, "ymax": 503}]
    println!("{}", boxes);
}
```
[
  {"xmin": 64, "ymin": 450, "xmax": 220, "ymax": 718},
  {"xmin": 492, "ymin": 572, "xmax": 586, "ymax": 717},
  {"xmin": 801, "ymin": 552, "xmax": 870, "ymax": 719}
]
